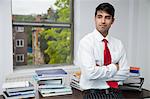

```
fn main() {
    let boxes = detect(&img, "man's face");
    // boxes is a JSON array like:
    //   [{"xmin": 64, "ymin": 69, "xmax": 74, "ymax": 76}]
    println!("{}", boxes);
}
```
[{"xmin": 95, "ymin": 10, "xmax": 114, "ymax": 37}]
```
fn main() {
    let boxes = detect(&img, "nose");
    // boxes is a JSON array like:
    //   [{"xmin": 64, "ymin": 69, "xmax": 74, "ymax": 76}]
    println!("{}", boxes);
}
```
[{"xmin": 101, "ymin": 18, "xmax": 105, "ymax": 24}]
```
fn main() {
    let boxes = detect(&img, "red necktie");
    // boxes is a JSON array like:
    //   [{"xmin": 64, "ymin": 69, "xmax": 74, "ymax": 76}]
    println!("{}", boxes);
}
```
[{"xmin": 103, "ymin": 39, "xmax": 118, "ymax": 88}]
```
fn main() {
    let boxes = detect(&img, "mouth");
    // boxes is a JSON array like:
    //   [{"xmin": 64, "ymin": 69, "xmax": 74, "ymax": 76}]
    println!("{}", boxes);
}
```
[
  {"xmin": 100, "ymin": 25, "xmax": 106, "ymax": 28},
  {"xmin": 100, "ymin": 25, "xmax": 106, "ymax": 27}
]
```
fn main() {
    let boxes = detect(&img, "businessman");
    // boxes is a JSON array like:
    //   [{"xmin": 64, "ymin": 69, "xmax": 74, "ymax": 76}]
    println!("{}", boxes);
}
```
[{"xmin": 75, "ymin": 2, "xmax": 129, "ymax": 99}]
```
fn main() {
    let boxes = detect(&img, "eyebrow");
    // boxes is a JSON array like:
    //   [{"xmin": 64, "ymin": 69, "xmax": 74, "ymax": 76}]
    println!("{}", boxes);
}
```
[{"xmin": 96, "ymin": 14, "xmax": 112, "ymax": 17}]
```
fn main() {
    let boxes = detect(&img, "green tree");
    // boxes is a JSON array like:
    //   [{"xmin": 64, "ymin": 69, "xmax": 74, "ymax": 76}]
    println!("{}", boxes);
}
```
[
  {"xmin": 40, "ymin": 0, "xmax": 71, "ymax": 64},
  {"xmin": 55, "ymin": 0, "xmax": 70, "ymax": 22},
  {"xmin": 13, "ymin": 15, "xmax": 35, "ymax": 22}
]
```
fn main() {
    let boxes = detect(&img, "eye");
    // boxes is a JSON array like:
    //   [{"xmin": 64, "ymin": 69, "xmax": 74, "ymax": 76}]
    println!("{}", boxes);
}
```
[
  {"xmin": 97, "ymin": 15, "xmax": 102, "ymax": 19},
  {"xmin": 105, "ymin": 16, "xmax": 111, "ymax": 20}
]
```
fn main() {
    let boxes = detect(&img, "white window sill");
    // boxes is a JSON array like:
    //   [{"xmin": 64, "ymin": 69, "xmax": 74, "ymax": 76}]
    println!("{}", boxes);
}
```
[{"xmin": 7, "ymin": 65, "xmax": 80, "ymax": 78}]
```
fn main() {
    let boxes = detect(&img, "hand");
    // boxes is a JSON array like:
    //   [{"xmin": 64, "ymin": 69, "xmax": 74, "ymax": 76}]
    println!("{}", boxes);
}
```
[{"xmin": 115, "ymin": 63, "xmax": 119, "ymax": 71}]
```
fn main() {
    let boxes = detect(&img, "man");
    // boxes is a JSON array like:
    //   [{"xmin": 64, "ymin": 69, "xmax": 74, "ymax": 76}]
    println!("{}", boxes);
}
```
[{"xmin": 75, "ymin": 3, "xmax": 130, "ymax": 99}]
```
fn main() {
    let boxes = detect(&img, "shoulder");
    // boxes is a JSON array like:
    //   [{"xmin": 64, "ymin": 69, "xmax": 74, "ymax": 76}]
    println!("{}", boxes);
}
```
[
  {"xmin": 79, "ymin": 32, "xmax": 95, "ymax": 45},
  {"xmin": 110, "ymin": 36, "xmax": 125, "ymax": 53},
  {"xmin": 110, "ymin": 36, "xmax": 123, "ymax": 46}
]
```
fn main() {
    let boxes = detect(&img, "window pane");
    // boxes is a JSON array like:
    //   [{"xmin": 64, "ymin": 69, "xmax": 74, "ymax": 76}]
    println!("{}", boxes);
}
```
[
  {"xmin": 12, "ymin": 0, "xmax": 73, "ymax": 67},
  {"xmin": 16, "ymin": 40, "xmax": 19, "ymax": 46},
  {"xmin": 12, "ymin": 0, "xmax": 71, "ymax": 23},
  {"xmin": 16, "ymin": 54, "xmax": 24, "ymax": 62},
  {"xmin": 20, "ymin": 40, "xmax": 22, "ymax": 45}
]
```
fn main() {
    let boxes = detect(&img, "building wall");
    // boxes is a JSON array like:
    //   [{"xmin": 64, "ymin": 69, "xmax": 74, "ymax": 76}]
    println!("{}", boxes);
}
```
[{"xmin": 13, "ymin": 26, "xmax": 28, "ymax": 66}]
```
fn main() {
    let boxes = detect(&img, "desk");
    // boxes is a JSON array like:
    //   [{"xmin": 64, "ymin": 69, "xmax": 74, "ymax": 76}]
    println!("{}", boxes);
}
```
[
  {"xmin": 1, "ymin": 88, "xmax": 150, "ymax": 99},
  {"xmin": 38, "ymin": 88, "xmax": 150, "ymax": 99}
]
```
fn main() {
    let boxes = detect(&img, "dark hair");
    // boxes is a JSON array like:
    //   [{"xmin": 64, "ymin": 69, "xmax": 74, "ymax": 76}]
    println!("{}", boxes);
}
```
[{"xmin": 95, "ymin": 3, "xmax": 115, "ymax": 17}]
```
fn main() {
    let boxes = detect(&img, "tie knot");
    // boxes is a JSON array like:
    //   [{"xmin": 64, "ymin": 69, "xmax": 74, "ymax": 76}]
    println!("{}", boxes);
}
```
[{"xmin": 102, "ymin": 39, "xmax": 108, "ymax": 44}]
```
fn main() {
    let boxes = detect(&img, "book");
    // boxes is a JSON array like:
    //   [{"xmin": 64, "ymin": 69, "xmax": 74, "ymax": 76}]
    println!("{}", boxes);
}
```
[
  {"xmin": 121, "ymin": 66, "xmax": 144, "ymax": 91},
  {"xmin": 129, "ymin": 66, "xmax": 140, "ymax": 76},
  {"xmin": 5, "ymin": 82, "xmax": 34, "ymax": 93},
  {"xmin": 124, "ymin": 77, "xmax": 144, "ymax": 84},
  {"xmin": 38, "ymin": 84, "xmax": 65, "ymax": 89},
  {"xmin": 39, "ymin": 87, "xmax": 72, "ymax": 94},
  {"xmin": 70, "ymin": 71, "xmax": 83, "ymax": 91},
  {"xmin": 130, "ymin": 67, "xmax": 140, "ymax": 70},
  {"xmin": 40, "ymin": 90, "xmax": 72, "ymax": 97},
  {"xmin": 3, "ymin": 91, "xmax": 35, "ymax": 99},
  {"xmin": 33, "ymin": 75, "xmax": 64, "ymax": 81},
  {"xmin": 130, "ymin": 70, "xmax": 139, "ymax": 73},
  {"xmin": 119, "ymin": 84, "xmax": 143, "ymax": 91},
  {"xmin": 72, "ymin": 71, "xmax": 81, "ymax": 82},
  {"xmin": 129, "ymin": 73, "xmax": 140, "ymax": 77},
  {"xmin": 35, "ymin": 69, "xmax": 67, "ymax": 77},
  {"xmin": 6, "ymin": 90, "xmax": 35, "ymax": 96},
  {"xmin": 73, "ymin": 71, "xmax": 81, "ymax": 79},
  {"xmin": 38, "ymin": 79, "xmax": 62, "ymax": 85},
  {"xmin": 2, "ymin": 81, "xmax": 29, "ymax": 89},
  {"xmin": 70, "ymin": 81, "xmax": 83, "ymax": 91}
]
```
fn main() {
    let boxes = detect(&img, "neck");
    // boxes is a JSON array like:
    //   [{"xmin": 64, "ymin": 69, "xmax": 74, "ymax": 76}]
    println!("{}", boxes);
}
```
[
  {"xmin": 101, "ymin": 32, "xmax": 108, "ymax": 37},
  {"xmin": 99, "ymin": 31, "xmax": 108, "ymax": 37},
  {"xmin": 96, "ymin": 29, "xmax": 109, "ymax": 37}
]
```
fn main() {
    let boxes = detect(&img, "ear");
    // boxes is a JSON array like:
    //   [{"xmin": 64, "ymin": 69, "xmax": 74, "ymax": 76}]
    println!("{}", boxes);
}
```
[
  {"xmin": 94, "ymin": 16, "xmax": 96, "ymax": 21},
  {"xmin": 111, "ymin": 17, "xmax": 115, "ymax": 24}
]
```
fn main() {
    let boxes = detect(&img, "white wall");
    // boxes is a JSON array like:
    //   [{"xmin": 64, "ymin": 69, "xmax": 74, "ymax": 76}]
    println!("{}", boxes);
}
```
[
  {"xmin": 74, "ymin": 0, "xmax": 150, "ymax": 90},
  {"xmin": 131, "ymin": 0, "xmax": 150, "ymax": 89},
  {"xmin": 74, "ymin": 0, "xmax": 131, "ymax": 57},
  {"xmin": 0, "ymin": 0, "xmax": 13, "ymax": 94}
]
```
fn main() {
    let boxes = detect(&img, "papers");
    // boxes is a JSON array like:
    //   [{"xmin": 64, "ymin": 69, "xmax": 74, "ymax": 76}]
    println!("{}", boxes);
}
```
[
  {"xmin": 70, "ymin": 71, "xmax": 83, "ymax": 91},
  {"xmin": 38, "ymin": 79, "xmax": 62, "ymax": 85},
  {"xmin": 39, "ymin": 87, "xmax": 72, "ymax": 94},
  {"xmin": 7, "ymin": 90, "xmax": 35, "ymax": 96},
  {"xmin": 6, "ymin": 82, "xmax": 34, "ymax": 93},
  {"xmin": 41, "ymin": 91, "xmax": 72, "ymax": 97},
  {"xmin": 38, "ymin": 84, "xmax": 65, "ymax": 89},
  {"xmin": 121, "ymin": 66, "xmax": 144, "ymax": 91},
  {"xmin": 34, "ymin": 68, "xmax": 72, "ymax": 97},
  {"xmin": 36, "ymin": 69, "xmax": 67, "ymax": 77},
  {"xmin": 2, "ymin": 81, "xmax": 35, "ymax": 99},
  {"xmin": 3, "ymin": 91, "xmax": 35, "ymax": 99},
  {"xmin": 2, "ymin": 81, "xmax": 29, "ymax": 89}
]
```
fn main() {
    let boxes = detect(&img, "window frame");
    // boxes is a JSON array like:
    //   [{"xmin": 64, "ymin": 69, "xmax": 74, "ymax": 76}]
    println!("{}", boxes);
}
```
[
  {"xmin": 12, "ymin": 0, "xmax": 74, "ymax": 69},
  {"xmin": 15, "ymin": 26, "xmax": 24, "ymax": 33},
  {"xmin": 16, "ymin": 39, "xmax": 24, "ymax": 47},
  {"xmin": 16, "ymin": 54, "xmax": 25, "ymax": 62}
]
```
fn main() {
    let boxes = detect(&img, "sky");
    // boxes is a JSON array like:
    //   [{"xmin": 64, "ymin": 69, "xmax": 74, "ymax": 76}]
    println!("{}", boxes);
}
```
[{"xmin": 12, "ymin": 0, "xmax": 57, "ymax": 15}]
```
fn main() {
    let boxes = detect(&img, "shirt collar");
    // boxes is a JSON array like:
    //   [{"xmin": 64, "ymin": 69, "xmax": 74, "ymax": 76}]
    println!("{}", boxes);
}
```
[{"xmin": 93, "ymin": 29, "xmax": 111, "ymax": 43}]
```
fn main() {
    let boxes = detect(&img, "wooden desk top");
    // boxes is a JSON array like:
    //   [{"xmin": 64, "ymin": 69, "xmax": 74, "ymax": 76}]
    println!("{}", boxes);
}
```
[
  {"xmin": 1, "ymin": 88, "xmax": 150, "ymax": 99},
  {"xmin": 38, "ymin": 88, "xmax": 150, "ymax": 99}
]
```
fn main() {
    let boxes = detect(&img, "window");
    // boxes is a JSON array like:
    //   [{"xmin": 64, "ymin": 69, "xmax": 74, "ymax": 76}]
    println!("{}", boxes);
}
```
[
  {"xmin": 15, "ymin": 26, "xmax": 24, "ymax": 32},
  {"xmin": 16, "ymin": 54, "xmax": 24, "ymax": 62},
  {"xmin": 12, "ymin": 0, "xmax": 74, "ymax": 68},
  {"xmin": 16, "ymin": 39, "xmax": 24, "ymax": 47}
]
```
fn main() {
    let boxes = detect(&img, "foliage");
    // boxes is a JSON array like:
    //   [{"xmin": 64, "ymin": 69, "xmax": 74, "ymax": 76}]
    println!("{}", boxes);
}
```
[
  {"xmin": 13, "ymin": 15, "xmax": 35, "ymax": 22},
  {"xmin": 55, "ymin": 0, "xmax": 70, "ymax": 22},
  {"xmin": 40, "ymin": 0, "xmax": 71, "ymax": 64},
  {"xmin": 41, "ymin": 28, "xmax": 71, "ymax": 64}
]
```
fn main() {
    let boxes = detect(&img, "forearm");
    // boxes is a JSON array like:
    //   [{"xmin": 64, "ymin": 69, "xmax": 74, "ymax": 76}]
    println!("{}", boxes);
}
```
[{"xmin": 81, "ymin": 63, "xmax": 118, "ymax": 80}]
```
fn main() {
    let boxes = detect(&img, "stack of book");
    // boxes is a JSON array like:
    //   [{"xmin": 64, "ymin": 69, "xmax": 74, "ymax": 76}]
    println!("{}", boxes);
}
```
[
  {"xmin": 70, "ymin": 71, "xmax": 83, "ymax": 91},
  {"xmin": 120, "ymin": 66, "xmax": 144, "ymax": 91},
  {"xmin": 2, "ymin": 81, "xmax": 35, "ymax": 99},
  {"xmin": 34, "ymin": 69, "xmax": 72, "ymax": 97}
]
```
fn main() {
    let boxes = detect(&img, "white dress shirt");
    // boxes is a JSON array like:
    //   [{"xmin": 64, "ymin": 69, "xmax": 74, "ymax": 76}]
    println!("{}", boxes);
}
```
[{"xmin": 75, "ymin": 29, "xmax": 130, "ymax": 90}]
